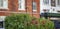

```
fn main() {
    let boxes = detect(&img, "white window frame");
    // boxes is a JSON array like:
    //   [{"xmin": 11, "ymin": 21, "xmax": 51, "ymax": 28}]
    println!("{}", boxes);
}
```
[
  {"xmin": 0, "ymin": 0, "xmax": 8, "ymax": 9},
  {"xmin": 33, "ymin": 2, "xmax": 37, "ymax": 11},
  {"xmin": 18, "ymin": 0, "xmax": 25, "ymax": 10}
]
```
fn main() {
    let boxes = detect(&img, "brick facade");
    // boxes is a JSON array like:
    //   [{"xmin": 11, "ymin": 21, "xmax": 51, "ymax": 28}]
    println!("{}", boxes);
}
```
[{"xmin": 0, "ymin": 0, "xmax": 40, "ymax": 18}]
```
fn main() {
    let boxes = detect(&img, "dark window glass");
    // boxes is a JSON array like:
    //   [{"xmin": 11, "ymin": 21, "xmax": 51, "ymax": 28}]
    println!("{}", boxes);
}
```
[
  {"xmin": 0, "ymin": 21, "xmax": 3, "ymax": 28},
  {"xmin": 51, "ymin": 0, "xmax": 56, "ymax": 7}
]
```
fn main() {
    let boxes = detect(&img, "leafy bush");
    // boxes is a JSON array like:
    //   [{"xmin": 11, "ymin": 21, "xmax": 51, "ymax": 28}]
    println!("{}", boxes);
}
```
[
  {"xmin": 39, "ymin": 18, "xmax": 55, "ymax": 29},
  {"xmin": 5, "ymin": 14, "xmax": 54, "ymax": 29},
  {"xmin": 5, "ymin": 14, "xmax": 32, "ymax": 29}
]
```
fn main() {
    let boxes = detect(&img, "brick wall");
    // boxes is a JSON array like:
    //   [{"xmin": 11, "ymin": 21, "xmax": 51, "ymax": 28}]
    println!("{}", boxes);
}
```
[{"xmin": 0, "ymin": 0, "xmax": 40, "ymax": 18}]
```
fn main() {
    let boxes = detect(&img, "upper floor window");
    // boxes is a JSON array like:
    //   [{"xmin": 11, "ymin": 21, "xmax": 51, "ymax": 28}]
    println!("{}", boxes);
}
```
[
  {"xmin": 57, "ymin": 0, "xmax": 60, "ymax": 5},
  {"xmin": 0, "ymin": 0, "xmax": 8, "ymax": 9},
  {"xmin": 43, "ymin": 0, "xmax": 49, "ymax": 5},
  {"xmin": 51, "ymin": 0, "xmax": 56, "ymax": 7},
  {"xmin": 33, "ymin": 2, "xmax": 37, "ymax": 10},
  {"xmin": 18, "ymin": 0, "xmax": 25, "ymax": 10}
]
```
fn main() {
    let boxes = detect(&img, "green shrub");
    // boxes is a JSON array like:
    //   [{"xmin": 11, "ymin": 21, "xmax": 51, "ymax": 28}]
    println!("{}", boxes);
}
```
[
  {"xmin": 5, "ymin": 14, "xmax": 32, "ymax": 29},
  {"xmin": 5, "ymin": 13, "xmax": 54, "ymax": 29},
  {"xmin": 39, "ymin": 18, "xmax": 55, "ymax": 29}
]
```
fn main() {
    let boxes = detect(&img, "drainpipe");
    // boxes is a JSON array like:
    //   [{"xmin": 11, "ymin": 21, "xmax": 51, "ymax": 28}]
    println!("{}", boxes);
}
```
[
  {"xmin": 32, "ymin": 0, "xmax": 33, "ymax": 17},
  {"xmin": 26, "ymin": 0, "xmax": 27, "ymax": 14}
]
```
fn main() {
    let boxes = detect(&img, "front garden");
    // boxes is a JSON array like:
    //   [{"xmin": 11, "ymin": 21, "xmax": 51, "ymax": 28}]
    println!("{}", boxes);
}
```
[{"xmin": 5, "ymin": 14, "xmax": 55, "ymax": 29}]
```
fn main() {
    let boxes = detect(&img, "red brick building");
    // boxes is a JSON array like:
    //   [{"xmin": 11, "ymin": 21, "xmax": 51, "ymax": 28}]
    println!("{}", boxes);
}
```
[{"xmin": 0, "ymin": 0, "xmax": 40, "ymax": 19}]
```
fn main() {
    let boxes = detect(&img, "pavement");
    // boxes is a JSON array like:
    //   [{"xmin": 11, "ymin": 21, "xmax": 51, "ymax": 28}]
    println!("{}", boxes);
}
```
[
  {"xmin": 50, "ymin": 17, "xmax": 60, "ymax": 20},
  {"xmin": 0, "ymin": 28, "xmax": 4, "ymax": 29}
]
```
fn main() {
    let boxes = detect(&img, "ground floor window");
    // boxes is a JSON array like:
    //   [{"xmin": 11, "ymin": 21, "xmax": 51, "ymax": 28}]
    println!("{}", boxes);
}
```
[{"xmin": 0, "ymin": 16, "xmax": 6, "ymax": 29}]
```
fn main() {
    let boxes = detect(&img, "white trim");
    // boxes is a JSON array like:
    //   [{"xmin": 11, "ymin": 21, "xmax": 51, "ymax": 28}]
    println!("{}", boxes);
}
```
[
  {"xmin": 18, "ymin": 8, "xmax": 25, "ymax": 10},
  {"xmin": 33, "ymin": 10, "xmax": 37, "ymax": 11},
  {"xmin": 0, "ymin": 7, "xmax": 8, "ymax": 9}
]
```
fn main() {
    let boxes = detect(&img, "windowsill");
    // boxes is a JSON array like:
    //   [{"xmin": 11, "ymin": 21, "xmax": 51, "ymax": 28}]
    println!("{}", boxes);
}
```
[
  {"xmin": 0, "ymin": 7, "xmax": 8, "ymax": 9},
  {"xmin": 33, "ymin": 10, "xmax": 37, "ymax": 14},
  {"xmin": 33, "ymin": 10, "xmax": 37, "ymax": 11},
  {"xmin": 18, "ymin": 9, "xmax": 25, "ymax": 10}
]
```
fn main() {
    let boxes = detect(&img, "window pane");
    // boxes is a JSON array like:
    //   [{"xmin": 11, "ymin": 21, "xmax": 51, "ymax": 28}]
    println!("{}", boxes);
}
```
[
  {"xmin": 19, "ymin": 0, "xmax": 22, "ymax": 9},
  {"xmin": 0, "ymin": 0, "xmax": 8, "ymax": 8},
  {"xmin": 58, "ymin": 0, "xmax": 60, "ymax": 5},
  {"xmin": 0, "ymin": 0, "xmax": 3, "ymax": 7},
  {"xmin": 43, "ymin": 0, "xmax": 49, "ymax": 5},
  {"xmin": 19, "ymin": 0, "xmax": 25, "ymax": 9},
  {"xmin": 3, "ymin": 0, "xmax": 8, "ymax": 8},
  {"xmin": 33, "ymin": 2, "xmax": 37, "ymax": 10},
  {"xmin": 51, "ymin": 0, "xmax": 56, "ymax": 7}
]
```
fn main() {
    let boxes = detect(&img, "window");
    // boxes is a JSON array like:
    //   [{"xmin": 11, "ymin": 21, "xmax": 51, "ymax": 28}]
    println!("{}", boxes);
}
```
[
  {"xmin": 0, "ymin": 16, "xmax": 6, "ymax": 29},
  {"xmin": 18, "ymin": 0, "xmax": 25, "ymax": 10},
  {"xmin": 43, "ymin": 0, "xmax": 49, "ymax": 5},
  {"xmin": 0, "ymin": 0, "xmax": 8, "ymax": 8},
  {"xmin": 33, "ymin": 2, "xmax": 37, "ymax": 10},
  {"xmin": 57, "ymin": 0, "xmax": 60, "ymax": 5},
  {"xmin": 51, "ymin": 0, "xmax": 56, "ymax": 7}
]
